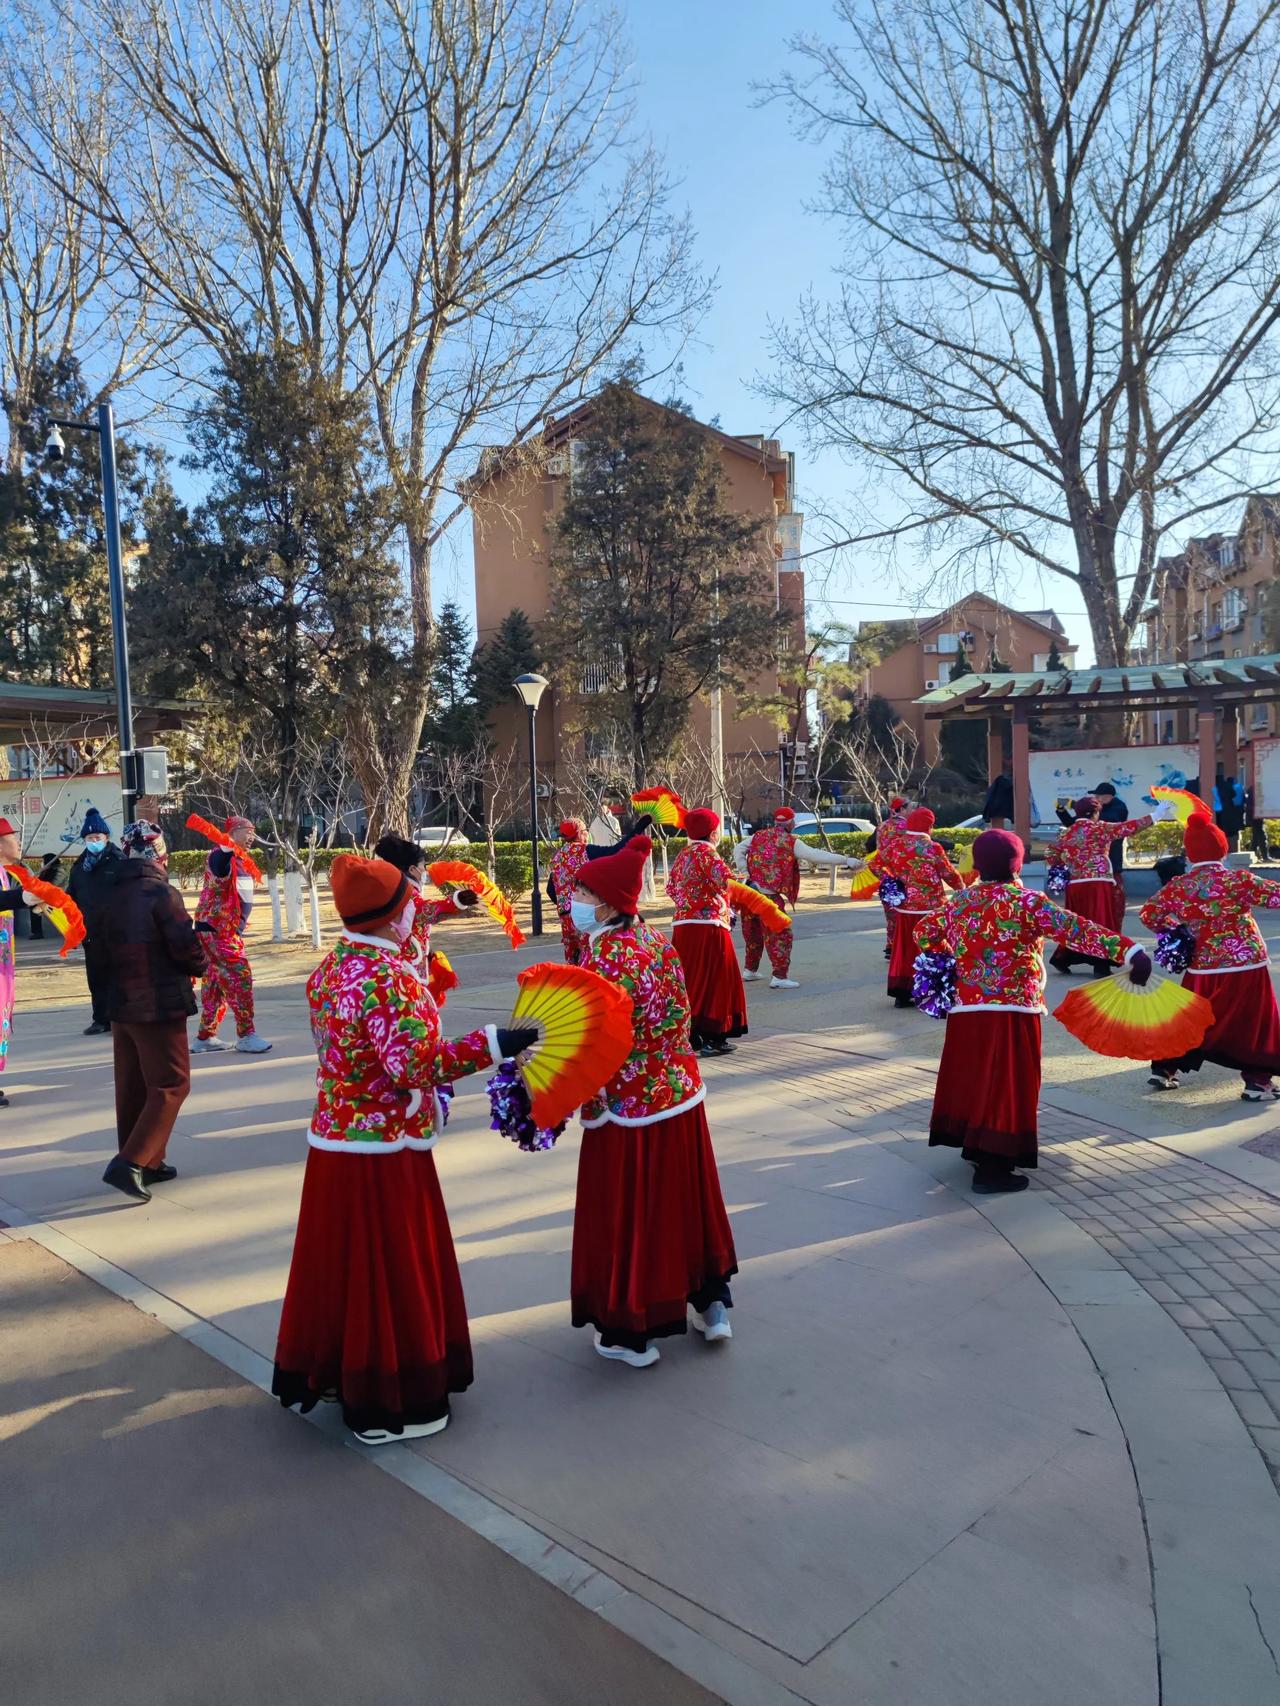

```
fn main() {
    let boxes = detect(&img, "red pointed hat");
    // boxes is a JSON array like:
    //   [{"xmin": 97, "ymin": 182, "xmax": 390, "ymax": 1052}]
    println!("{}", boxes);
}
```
[
  {"xmin": 684, "ymin": 807, "xmax": 720, "ymax": 841},
  {"xmin": 1185, "ymin": 812, "xmax": 1228, "ymax": 864},
  {"xmin": 906, "ymin": 807, "xmax": 935, "ymax": 832},
  {"xmin": 580, "ymin": 834, "xmax": 652, "ymax": 914}
]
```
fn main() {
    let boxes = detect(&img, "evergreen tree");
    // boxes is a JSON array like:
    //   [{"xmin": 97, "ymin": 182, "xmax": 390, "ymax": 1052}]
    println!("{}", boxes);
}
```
[
  {"xmin": 425, "ymin": 600, "xmax": 481, "ymax": 751},
  {"xmin": 473, "ymin": 607, "xmax": 540, "ymax": 715},
  {"xmin": 542, "ymin": 382, "xmax": 788, "ymax": 782}
]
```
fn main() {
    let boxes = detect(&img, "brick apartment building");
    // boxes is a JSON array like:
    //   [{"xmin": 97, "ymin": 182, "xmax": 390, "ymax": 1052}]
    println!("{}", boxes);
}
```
[
  {"xmin": 467, "ymin": 389, "xmax": 806, "ymax": 819},
  {"xmin": 857, "ymin": 593, "xmax": 1075, "ymax": 764},
  {"xmin": 1141, "ymin": 495, "xmax": 1280, "ymax": 744}
]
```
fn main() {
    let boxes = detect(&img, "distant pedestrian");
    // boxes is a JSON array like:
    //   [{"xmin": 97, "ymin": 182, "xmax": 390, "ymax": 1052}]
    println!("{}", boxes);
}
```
[
  {"xmin": 66, "ymin": 809, "xmax": 124, "ymax": 1034},
  {"xmin": 1092, "ymin": 782, "xmax": 1130, "ymax": 930},
  {"xmin": 90, "ymin": 822, "xmax": 206, "ymax": 1204}
]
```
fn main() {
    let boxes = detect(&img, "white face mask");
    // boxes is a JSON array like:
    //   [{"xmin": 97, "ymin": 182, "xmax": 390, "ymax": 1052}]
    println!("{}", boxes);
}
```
[
  {"xmin": 570, "ymin": 899, "xmax": 601, "ymax": 934},
  {"xmin": 84, "ymin": 837, "xmax": 108, "ymax": 853},
  {"xmin": 389, "ymin": 898, "xmax": 417, "ymax": 944}
]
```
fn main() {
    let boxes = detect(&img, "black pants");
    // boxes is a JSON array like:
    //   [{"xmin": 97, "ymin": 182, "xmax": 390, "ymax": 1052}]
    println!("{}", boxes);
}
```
[{"xmin": 84, "ymin": 947, "xmax": 110, "ymax": 1025}]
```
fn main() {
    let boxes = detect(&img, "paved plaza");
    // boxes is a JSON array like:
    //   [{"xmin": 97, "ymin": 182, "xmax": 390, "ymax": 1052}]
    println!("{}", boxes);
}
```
[{"xmin": 5, "ymin": 893, "xmax": 1280, "ymax": 1703}]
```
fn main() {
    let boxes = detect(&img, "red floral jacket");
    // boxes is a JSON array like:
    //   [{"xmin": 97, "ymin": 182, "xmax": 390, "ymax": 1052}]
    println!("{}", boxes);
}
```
[
  {"xmin": 195, "ymin": 850, "xmax": 255, "ymax": 936},
  {"xmin": 746, "ymin": 827, "xmax": 800, "ymax": 903},
  {"xmin": 875, "ymin": 832, "xmax": 961, "ymax": 911},
  {"xmin": 547, "ymin": 840, "xmax": 589, "ymax": 920},
  {"xmin": 581, "ymin": 920, "xmax": 703, "ymax": 1126},
  {"xmin": 1139, "ymin": 863, "xmax": 1280, "ymax": 972},
  {"xmin": 1051, "ymin": 816, "xmax": 1152, "ymax": 881},
  {"xmin": 306, "ymin": 933, "xmax": 496, "ymax": 1150},
  {"xmin": 668, "ymin": 840, "xmax": 732, "ymax": 926},
  {"xmin": 403, "ymin": 890, "xmax": 462, "ymax": 968},
  {"xmin": 915, "ymin": 882, "xmax": 1134, "ymax": 1012}
]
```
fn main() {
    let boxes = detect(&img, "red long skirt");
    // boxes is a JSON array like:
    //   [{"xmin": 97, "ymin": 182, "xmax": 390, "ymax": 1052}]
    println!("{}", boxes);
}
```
[
  {"xmin": 273, "ymin": 1146, "xmax": 473, "ymax": 1434},
  {"xmin": 887, "ymin": 909, "xmax": 927, "ymax": 999},
  {"xmin": 571, "ymin": 1101, "xmax": 738, "ymax": 1351},
  {"xmin": 929, "ymin": 1010, "xmax": 1042, "ymax": 1168},
  {"xmin": 1049, "ymin": 880, "xmax": 1116, "ymax": 971},
  {"xmin": 1156, "ymin": 964, "xmax": 1280, "ymax": 1080},
  {"xmin": 673, "ymin": 922, "xmax": 748, "ymax": 1042}
]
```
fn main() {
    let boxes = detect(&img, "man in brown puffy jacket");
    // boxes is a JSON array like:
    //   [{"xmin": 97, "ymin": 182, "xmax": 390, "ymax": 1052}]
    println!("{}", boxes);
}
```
[{"xmin": 87, "ymin": 821, "xmax": 206, "ymax": 1203}]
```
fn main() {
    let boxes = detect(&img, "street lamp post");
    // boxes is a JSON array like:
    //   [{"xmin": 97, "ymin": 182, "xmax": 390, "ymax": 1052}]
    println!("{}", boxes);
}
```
[
  {"xmin": 44, "ymin": 399, "xmax": 137, "ymax": 824},
  {"xmin": 513, "ymin": 672, "xmax": 549, "ymax": 937}
]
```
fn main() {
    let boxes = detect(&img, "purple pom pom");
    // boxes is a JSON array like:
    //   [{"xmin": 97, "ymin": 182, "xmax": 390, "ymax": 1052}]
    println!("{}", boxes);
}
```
[
  {"xmin": 486, "ymin": 1058, "xmax": 564, "ymax": 1152},
  {"xmin": 1046, "ymin": 862, "xmax": 1070, "ymax": 898},
  {"xmin": 912, "ymin": 949, "xmax": 957, "ymax": 1019},
  {"xmin": 1155, "ymin": 925, "xmax": 1195, "ymax": 975},
  {"xmin": 879, "ymin": 875, "xmax": 908, "ymax": 909}
]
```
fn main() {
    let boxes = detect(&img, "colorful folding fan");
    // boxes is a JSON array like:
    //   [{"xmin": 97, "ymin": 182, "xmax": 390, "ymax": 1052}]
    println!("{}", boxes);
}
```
[
  {"xmin": 1150, "ymin": 786, "xmax": 1213, "ymax": 826},
  {"xmin": 427, "ymin": 948, "xmax": 458, "ymax": 1007},
  {"xmin": 428, "ymin": 859, "xmax": 526, "ymax": 948},
  {"xmin": 507, "ymin": 960, "xmax": 635, "ymax": 1128},
  {"xmin": 5, "ymin": 864, "xmax": 86, "ymax": 956},
  {"xmin": 849, "ymin": 853, "xmax": 881, "ymax": 901},
  {"xmin": 728, "ymin": 880, "xmax": 789, "ymax": 932},
  {"xmin": 630, "ymin": 787, "xmax": 685, "ymax": 830},
  {"xmin": 1053, "ymin": 962, "xmax": 1214, "ymax": 1060},
  {"xmin": 185, "ymin": 813, "xmax": 265, "ymax": 883}
]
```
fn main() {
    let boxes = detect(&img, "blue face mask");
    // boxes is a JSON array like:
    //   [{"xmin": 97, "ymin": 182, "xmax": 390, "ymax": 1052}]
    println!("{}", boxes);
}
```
[{"xmin": 570, "ymin": 899, "xmax": 601, "ymax": 934}]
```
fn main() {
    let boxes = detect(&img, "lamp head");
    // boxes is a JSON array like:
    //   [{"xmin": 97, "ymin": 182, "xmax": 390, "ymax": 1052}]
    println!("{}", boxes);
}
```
[{"xmin": 512, "ymin": 672, "xmax": 549, "ymax": 712}]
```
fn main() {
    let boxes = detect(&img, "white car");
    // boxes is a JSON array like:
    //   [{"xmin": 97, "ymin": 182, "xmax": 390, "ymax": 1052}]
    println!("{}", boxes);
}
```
[
  {"xmin": 413, "ymin": 825, "xmax": 468, "ymax": 849},
  {"xmin": 788, "ymin": 813, "xmax": 875, "ymax": 836}
]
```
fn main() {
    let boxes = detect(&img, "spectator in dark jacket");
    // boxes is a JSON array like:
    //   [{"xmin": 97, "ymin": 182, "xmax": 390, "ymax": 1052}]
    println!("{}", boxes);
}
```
[
  {"xmin": 88, "ymin": 821, "xmax": 206, "ymax": 1204},
  {"xmin": 66, "ymin": 808, "xmax": 125, "ymax": 1034}
]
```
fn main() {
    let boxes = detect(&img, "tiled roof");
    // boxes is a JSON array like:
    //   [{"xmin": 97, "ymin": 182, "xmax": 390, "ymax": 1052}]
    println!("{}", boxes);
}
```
[{"xmin": 917, "ymin": 654, "xmax": 1280, "ymax": 715}]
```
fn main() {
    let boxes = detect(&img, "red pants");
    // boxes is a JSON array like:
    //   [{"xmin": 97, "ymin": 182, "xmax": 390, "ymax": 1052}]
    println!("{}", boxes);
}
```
[
  {"xmin": 113, "ymin": 1018, "xmax": 192, "ymax": 1167},
  {"xmin": 742, "ymin": 905, "xmax": 792, "ymax": 976},
  {"xmin": 198, "ymin": 931, "xmax": 255, "ymax": 1038},
  {"xmin": 559, "ymin": 915, "xmax": 590, "ymax": 966}
]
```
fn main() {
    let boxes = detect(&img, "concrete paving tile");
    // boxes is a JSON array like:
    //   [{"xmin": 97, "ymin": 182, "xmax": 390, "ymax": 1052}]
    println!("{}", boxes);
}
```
[
  {"xmin": 1153, "ymin": 1556, "xmax": 1280, "ymax": 1706},
  {"xmin": 1207, "ymin": 1356, "xmax": 1258, "ymax": 1392},
  {"xmin": 1229, "ymin": 1387, "xmax": 1279, "ymax": 1430},
  {"xmin": 804, "ymin": 1532, "xmax": 1156, "ymax": 1706}
]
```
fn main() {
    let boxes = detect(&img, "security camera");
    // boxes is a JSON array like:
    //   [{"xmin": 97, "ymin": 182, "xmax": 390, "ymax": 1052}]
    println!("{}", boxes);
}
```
[{"xmin": 43, "ymin": 423, "xmax": 66, "ymax": 463}]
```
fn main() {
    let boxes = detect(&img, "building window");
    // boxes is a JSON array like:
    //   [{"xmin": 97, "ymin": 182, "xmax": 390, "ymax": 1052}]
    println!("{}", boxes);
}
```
[
  {"xmin": 934, "ymin": 633, "xmax": 959, "ymax": 654},
  {"xmin": 1223, "ymin": 588, "xmax": 1245, "ymax": 628},
  {"xmin": 1217, "ymin": 538, "xmax": 1238, "ymax": 569},
  {"xmin": 1253, "ymin": 704, "xmax": 1270, "ymax": 730}
]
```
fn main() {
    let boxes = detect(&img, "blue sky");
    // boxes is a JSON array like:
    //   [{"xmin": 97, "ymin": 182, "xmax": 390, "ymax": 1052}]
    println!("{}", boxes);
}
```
[{"xmin": 447, "ymin": 0, "xmax": 1095, "ymax": 661}]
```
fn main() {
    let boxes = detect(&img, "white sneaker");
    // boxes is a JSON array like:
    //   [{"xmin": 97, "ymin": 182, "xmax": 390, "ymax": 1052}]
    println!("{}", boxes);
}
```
[
  {"xmin": 770, "ymin": 976, "xmax": 800, "ymax": 989},
  {"xmin": 353, "ymin": 1414, "xmax": 449, "ymax": 1445},
  {"xmin": 235, "ymin": 1032, "xmax": 273, "ymax": 1054},
  {"xmin": 742, "ymin": 969, "xmax": 763, "ymax": 982},
  {"xmin": 690, "ymin": 1301, "xmax": 733, "ymax": 1343},
  {"xmin": 191, "ymin": 1036, "xmax": 230, "ymax": 1053},
  {"xmin": 593, "ymin": 1332, "xmax": 660, "ymax": 1369}
]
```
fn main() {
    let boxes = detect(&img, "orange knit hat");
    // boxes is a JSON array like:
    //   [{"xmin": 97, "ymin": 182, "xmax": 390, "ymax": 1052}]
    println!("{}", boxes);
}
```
[{"xmin": 331, "ymin": 854, "xmax": 411, "ymax": 930}]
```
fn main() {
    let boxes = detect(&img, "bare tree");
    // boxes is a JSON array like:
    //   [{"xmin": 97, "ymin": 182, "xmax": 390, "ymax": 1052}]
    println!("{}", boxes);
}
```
[
  {"xmin": 830, "ymin": 711, "xmax": 929, "ymax": 823},
  {"xmin": 13, "ymin": 0, "xmax": 707, "ymax": 828},
  {"xmin": 764, "ymin": 0, "xmax": 1280, "ymax": 667}
]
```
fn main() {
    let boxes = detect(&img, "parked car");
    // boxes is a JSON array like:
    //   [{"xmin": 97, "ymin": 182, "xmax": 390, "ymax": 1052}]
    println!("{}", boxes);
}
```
[
  {"xmin": 413, "ymin": 825, "xmax": 468, "ymax": 849},
  {"xmin": 789, "ymin": 813, "xmax": 874, "ymax": 836}
]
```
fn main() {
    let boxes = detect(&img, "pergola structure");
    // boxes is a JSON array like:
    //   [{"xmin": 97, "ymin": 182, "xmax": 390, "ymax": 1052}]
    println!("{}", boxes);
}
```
[
  {"xmin": 0, "ymin": 682, "xmax": 193, "ymax": 749},
  {"xmin": 916, "ymin": 653, "xmax": 1280, "ymax": 845}
]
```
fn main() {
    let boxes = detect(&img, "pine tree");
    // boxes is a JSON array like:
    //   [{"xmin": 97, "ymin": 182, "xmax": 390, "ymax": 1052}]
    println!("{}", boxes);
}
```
[
  {"xmin": 473, "ymin": 607, "xmax": 540, "ymax": 714},
  {"xmin": 425, "ymin": 600, "xmax": 481, "ymax": 751}
]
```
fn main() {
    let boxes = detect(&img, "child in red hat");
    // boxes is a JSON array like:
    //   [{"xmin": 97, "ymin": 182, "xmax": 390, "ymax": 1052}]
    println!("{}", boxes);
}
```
[
  {"xmin": 667, "ymin": 807, "xmax": 747, "ymax": 1057},
  {"xmin": 567, "ymin": 835, "xmax": 738, "ymax": 1367},
  {"xmin": 1142, "ymin": 813, "xmax": 1280, "ymax": 1099},
  {"xmin": 272, "ymin": 855, "xmax": 536, "ymax": 1443}
]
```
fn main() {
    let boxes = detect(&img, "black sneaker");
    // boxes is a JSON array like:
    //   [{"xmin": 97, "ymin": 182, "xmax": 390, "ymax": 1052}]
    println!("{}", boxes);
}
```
[
  {"xmin": 141, "ymin": 1162, "xmax": 178, "ymax": 1185},
  {"xmin": 84, "ymin": 1021, "xmax": 111, "ymax": 1036},
  {"xmin": 972, "ymin": 1170, "xmax": 1030, "ymax": 1194}
]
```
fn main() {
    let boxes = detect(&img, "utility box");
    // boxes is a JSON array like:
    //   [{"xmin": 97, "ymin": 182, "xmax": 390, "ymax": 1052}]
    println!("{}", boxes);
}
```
[{"xmin": 135, "ymin": 747, "xmax": 170, "ymax": 797}]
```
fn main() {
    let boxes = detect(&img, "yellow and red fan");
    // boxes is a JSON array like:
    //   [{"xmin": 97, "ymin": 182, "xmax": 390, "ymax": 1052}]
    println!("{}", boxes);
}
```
[
  {"xmin": 507, "ymin": 961, "xmax": 634, "ymax": 1128},
  {"xmin": 728, "ymin": 880, "xmax": 789, "ymax": 933},
  {"xmin": 428, "ymin": 859, "xmax": 526, "ymax": 948},
  {"xmin": 186, "ymin": 813, "xmax": 265, "ymax": 883},
  {"xmin": 849, "ymin": 852, "xmax": 881, "ymax": 901},
  {"xmin": 1150, "ymin": 786, "xmax": 1213, "ymax": 826},
  {"xmin": 5, "ymin": 864, "xmax": 86, "ymax": 956},
  {"xmin": 1053, "ymin": 962, "xmax": 1214, "ymax": 1060},
  {"xmin": 630, "ymin": 787, "xmax": 685, "ymax": 830},
  {"xmin": 427, "ymin": 948, "xmax": 458, "ymax": 1007}
]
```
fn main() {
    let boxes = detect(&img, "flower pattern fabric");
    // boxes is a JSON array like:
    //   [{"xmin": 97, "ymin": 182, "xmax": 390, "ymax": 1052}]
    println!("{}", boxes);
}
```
[
  {"xmin": 306, "ymin": 934, "xmax": 493, "ymax": 1149},
  {"xmin": 580, "ymin": 920, "xmax": 702, "ymax": 1125},
  {"xmin": 1050, "ymin": 816, "xmax": 1152, "ymax": 881},
  {"xmin": 668, "ymin": 840, "xmax": 732, "ymax": 925},
  {"xmin": 1139, "ymin": 864, "xmax": 1280, "ymax": 971},
  {"xmin": 914, "ymin": 883, "xmax": 1132, "ymax": 1012},
  {"xmin": 547, "ymin": 841, "xmax": 589, "ymax": 918},
  {"xmin": 745, "ymin": 827, "xmax": 801, "ymax": 902},
  {"xmin": 402, "ymin": 890, "xmax": 460, "ymax": 967},
  {"xmin": 873, "ymin": 832, "xmax": 961, "ymax": 911}
]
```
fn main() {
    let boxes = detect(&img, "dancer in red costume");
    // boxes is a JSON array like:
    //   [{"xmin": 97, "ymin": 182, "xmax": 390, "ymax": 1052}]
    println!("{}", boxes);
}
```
[
  {"xmin": 1143, "ymin": 812, "xmax": 1280, "ymax": 1100},
  {"xmin": 1048, "ymin": 794, "xmax": 1167, "ymax": 975},
  {"xmin": 192, "ymin": 815, "xmax": 271, "ymax": 1055},
  {"xmin": 568, "ymin": 835, "xmax": 737, "ymax": 1367},
  {"xmin": 871, "ymin": 807, "xmax": 962, "ymax": 1007},
  {"xmin": 873, "ymin": 797, "xmax": 910, "ymax": 960},
  {"xmin": 546, "ymin": 818, "xmax": 591, "ymax": 963},
  {"xmin": 273, "ymin": 856, "xmax": 535, "ymax": 1444},
  {"xmin": 373, "ymin": 834, "xmax": 479, "ymax": 995},
  {"xmin": 668, "ymin": 807, "xmax": 747, "ymax": 1057},
  {"xmin": 741, "ymin": 806, "xmax": 801, "ymax": 987},
  {"xmin": 916, "ymin": 829, "xmax": 1150, "ymax": 1193}
]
